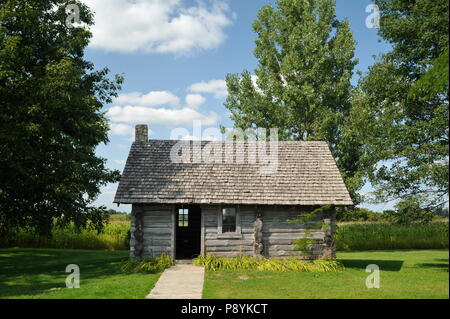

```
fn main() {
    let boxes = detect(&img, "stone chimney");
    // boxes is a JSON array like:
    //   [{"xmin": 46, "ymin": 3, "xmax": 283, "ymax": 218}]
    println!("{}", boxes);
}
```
[{"xmin": 135, "ymin": 124, "xmax": 148, "ymax": 143}]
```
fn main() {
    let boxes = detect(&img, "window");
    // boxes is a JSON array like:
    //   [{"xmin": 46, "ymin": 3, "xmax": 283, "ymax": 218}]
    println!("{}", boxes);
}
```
[
  {"xmin": 222, "ymin": 207, "xmax": 236, "ymax": 233},
  {"xmin": 178, "ymin": 208, "xmax": 188, "ymax": 227}
]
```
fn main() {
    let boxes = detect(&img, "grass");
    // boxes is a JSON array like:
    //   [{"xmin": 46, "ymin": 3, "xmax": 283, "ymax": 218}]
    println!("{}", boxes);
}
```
[
  {"xmin": 194, "ymin": 255, "xmax": 344, "ymax": 272},
  {"xmin": 335, "ymin": 221, "xmax": 448, "ymax": 251},
  {"xmin": 0, "ymin": 217, "xmax": 130, "ymax": 251},
  {"xmin": 202, "ymin": 249, "xmax": 449, "ymax": 299},
  {"xmin": 0, "ymin": 248, "xmax": 448, "ymax": 299},
  {"xmin": 121, "ymin": 254, "xmax": 175, "ymax": 273},
  {"xmin": 0, "ymin": 248, "xmax": 161, "ymax": 299}
]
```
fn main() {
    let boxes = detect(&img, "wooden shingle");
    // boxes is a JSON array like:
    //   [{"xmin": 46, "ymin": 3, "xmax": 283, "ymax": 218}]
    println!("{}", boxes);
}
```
[{"xmin": 113, "ymin": 140, "xmax": 353, "ymax": 206}]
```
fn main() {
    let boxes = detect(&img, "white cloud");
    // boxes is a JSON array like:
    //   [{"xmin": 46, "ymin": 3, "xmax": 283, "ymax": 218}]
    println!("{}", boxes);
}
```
[
  {"xmin": 114, "ymin": 160, "xmax": 126, "ymax": 165},
  {"xmin": 251, "ymin": 74, "xmax": 264, "ymax": 94},
  {"xmin": 181, "ymin": 135, "xmax": 197, "ymax": 140},
  {"xmin": 109, "ymin": 89, "xmax": 219, "ymax": 127},
  {"xmin": 181, "ymin": 134, "xmax": 220, "ymax": 141},
  {"xmin": 107, "ymin": 105, "xmax": 219, "ymax": 126},
  {"xmin": 115, "ymin": 91, "xmax": 179, "ymax": 107},
  {"xmin": 83, "ymin": 0, "xmax": 233, "ymax": 54},
  {"xmin": 109, "ymin": 123, "xmax": 134, "ymax": 136},
  {"xmin": 187, "ymin": 79, "xmax": 227, "ymax": 98},
  {"xmin": 185, "ymin": 94, "xmax": 205, "ymax": 109}
]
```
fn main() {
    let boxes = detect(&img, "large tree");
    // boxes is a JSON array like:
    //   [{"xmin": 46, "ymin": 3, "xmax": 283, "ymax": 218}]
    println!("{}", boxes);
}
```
[
  {"xmin": 350, "ymin": 0, "xmax": 449, "ymax": 209},
  {"xmin": 0, "ymin": 0, "xmax": 122, "ymax": 235},
  {"xmin": 224, "ymin": 0, "xmax": 361, "ymax": 201}
]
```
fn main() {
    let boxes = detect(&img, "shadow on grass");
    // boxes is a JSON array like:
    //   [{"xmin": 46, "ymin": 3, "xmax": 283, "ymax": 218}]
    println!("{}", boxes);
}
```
[
  {"xmin": 339, "ymin": 259, "xmax": 404, "ymax": 271},
  {"xmin": 0, "ymin": 248, "xmax": 131, "ymax": 298},
  {"xmin": 416, "ymin": 258, "xmax": 449, "ymax": 271}
]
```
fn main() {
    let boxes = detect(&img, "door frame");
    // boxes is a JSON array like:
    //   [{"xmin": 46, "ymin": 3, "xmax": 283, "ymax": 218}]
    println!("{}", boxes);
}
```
[{"xmin": 173, "ymin": 204, "xmax": 202, "ymax": 259}]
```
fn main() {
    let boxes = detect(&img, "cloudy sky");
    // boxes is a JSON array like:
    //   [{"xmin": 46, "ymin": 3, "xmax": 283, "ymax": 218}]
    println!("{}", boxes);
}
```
[{"xmin": 82, "ymin": 0, "xmax": 391, "ymax": 212}]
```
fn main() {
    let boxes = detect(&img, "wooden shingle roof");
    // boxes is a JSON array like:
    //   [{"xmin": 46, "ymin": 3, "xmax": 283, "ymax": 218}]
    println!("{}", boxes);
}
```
[{"xmin": 113, "ymin": 140, "xmax": 353, "ymax": 206}]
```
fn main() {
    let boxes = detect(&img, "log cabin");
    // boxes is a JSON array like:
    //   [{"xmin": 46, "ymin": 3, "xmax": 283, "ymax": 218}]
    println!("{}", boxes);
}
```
[{"xmin": 113, "ymin": 125, "xmax": 353, "ymax": 260}]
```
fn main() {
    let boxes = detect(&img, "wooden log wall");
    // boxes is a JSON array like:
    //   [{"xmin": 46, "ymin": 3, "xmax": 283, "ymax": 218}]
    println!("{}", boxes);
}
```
[
  {"xmin": 202, "ymin": 205, "xmax": 255, "ymax": 257},
  {"xmin": 129, "ymin": 203, "xmax": 336, "ymax": 260},
  {"xmin": 261, "ymin": 206, "xmax": 335, "ymax": 259},
  {"xmin": 130, "ymin": 204, "xmax": 174, "ymax": 259}
]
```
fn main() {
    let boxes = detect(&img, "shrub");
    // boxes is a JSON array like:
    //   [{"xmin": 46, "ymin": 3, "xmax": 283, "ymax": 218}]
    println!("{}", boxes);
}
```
[
  {"xmin": 193, "ymin": 255, "xmax": 344, "ymax": 272},
  {"xmin": 337, "ymin": 207, "xmax": 381, "ymax": 222},
  {"xmin": 120, "ymin": 254, "xmax": 175, "ymax": 273}
]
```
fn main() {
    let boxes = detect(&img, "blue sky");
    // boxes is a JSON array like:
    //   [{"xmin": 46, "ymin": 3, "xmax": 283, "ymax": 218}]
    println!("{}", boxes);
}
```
[{"xmin": 83, "ymin": 0, "xmax": 392, "ymax": 212}]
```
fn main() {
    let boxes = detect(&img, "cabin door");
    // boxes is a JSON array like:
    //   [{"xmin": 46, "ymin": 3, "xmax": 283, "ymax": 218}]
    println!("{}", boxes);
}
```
[{"xmin": 175, "ymin": 205, "xmax": 201, "ymax": 259}]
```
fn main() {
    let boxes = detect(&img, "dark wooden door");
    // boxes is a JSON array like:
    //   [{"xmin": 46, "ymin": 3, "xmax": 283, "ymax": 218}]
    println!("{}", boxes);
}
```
[{"xmin": 175, "ymin": 205, "xmax": 201, "ymax": 259}]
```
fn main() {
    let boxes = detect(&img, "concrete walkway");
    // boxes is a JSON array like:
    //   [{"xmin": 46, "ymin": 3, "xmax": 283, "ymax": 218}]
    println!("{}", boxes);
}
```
[{"xmin": 146, "ymin": 264, "xmax": 205, "ymax": 299}]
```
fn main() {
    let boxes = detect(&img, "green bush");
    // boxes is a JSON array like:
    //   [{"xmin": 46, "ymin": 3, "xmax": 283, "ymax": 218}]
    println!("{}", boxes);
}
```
[
  {"xmin": 121, "ymin": 254, "xmax": 175, "ymax": 273},
  {"xmin": 335, "ymin": 221, "xmax": 449, "ymax": 251},
  {"xmin": 193, "ymin": 255, "xmax": 344, "ymax": 272},
  {"xmin": 337, "ymin": 207, "xmax": 383, "ymax": 222}
]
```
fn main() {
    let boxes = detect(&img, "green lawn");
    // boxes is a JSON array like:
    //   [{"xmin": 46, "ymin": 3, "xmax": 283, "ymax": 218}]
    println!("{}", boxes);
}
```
[
  {"xmin": 0, "ymin": 248, "xmax": 161, "ymax": 299},
  {"xmin": 202, "ymin": 250, "xmax": 449, "ymax": 299},
  {"xmin": 1, "ymin": 249, "xmax": 448, "ymax": 299}
]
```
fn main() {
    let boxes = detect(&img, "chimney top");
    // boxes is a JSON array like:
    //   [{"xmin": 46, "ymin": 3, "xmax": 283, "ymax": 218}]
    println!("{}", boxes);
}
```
[{"xmin": 135, "ymin": 124, "xmax": 148, "ymax": 143}]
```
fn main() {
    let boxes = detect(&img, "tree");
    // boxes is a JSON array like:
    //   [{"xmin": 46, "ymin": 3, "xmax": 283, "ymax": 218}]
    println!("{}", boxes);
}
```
[
  {"xmin": 350, "ymin": 0, "xmax": 449, "ymax": 209},
  {"xmin": 0, "ymin": 0, "xmax": 123, "ymax": 235},
  {"xmin": 224, "ymin": 0, "xmax": 361, "ymax": 202},
  {"xmin": 393, "ymin": 197, "xmax": 435, "ymax": 225}
]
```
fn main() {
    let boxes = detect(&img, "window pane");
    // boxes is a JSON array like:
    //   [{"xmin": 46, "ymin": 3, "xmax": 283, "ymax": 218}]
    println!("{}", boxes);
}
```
[
  {"xmin": 222, "ymin": 207, "xmax": 236, "ymax": 233},
  {"xmin": 178, "ymin": 208, "xmax": 189, "ymax": 227}
]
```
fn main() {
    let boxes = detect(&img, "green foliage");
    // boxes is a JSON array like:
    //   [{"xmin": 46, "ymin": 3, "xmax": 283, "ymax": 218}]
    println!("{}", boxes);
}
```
[
  {"xmin": 288, "ymin": 205, "xmax": 331, "ymax": 255},
  {"xmin": 0, "ymin": 0, "xmax": 123, "ymax": 236},
  {"xmin": 409, "ymin": 48, "xmax": 449, "ymax": 101},
  {"xmin": 337, "ymin": 207, "xmax": 382, "ymax": 222},
  {"xmin": 121, "ymin": 254, "xmax": 175, "ymax": 274},
  {"xmin": 335, "ymin": 221, "xmax": 449, "ymax": 251},
  {"xmin": 0, "ymin": 218, "xmax": 130, "ymax": 250},
  {"xmin": 224, "ymin": 0, "xmax": 362, "ymax": 203},
  {"xmin": 394, "ymin": 197, "xmax": 435, "ymax": 225},
  {"xmin": 293, "ymin": 238, "xmax": 316, "ymax": 257},
  {"xmin": 107, "ymin": 209, "xmax": 130, "ymax": 216},
  {"xmin": 337, "ymin": 205, "xmax": 442, "ymax": 223},
  {"xmin": 349, "ymin": 0, "xmax": 449, "ymax": 208},
  {"xmin": 193, "ymin": 255, "xmax": 344, "ymax": 272}
]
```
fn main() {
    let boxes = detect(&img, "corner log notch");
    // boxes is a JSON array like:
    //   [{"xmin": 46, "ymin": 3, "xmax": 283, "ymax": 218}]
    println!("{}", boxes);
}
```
[
  {"xmin": 254, "ymin": 206, "xmax": 263, "ymax": 258},
  {"xmin": 132, "ymin": 204, "xmax": 145, "ymax": 259}
]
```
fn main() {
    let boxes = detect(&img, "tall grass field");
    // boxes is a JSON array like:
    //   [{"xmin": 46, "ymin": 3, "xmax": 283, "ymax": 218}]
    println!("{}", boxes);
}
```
[
  {"xmin": 335, "ymin": 221, "xmax": 449, "ymax": 251},
  {"xmin": 0, "ymin": 215, "xmax": 130, "ymax": 250}
]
